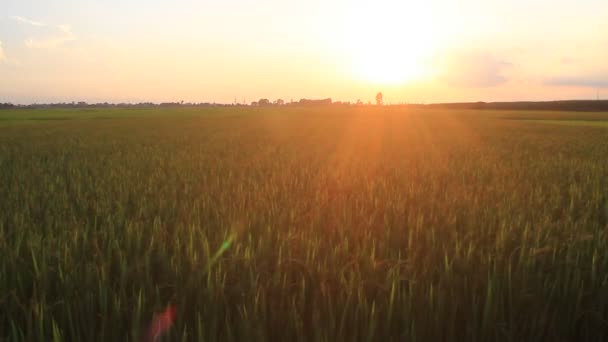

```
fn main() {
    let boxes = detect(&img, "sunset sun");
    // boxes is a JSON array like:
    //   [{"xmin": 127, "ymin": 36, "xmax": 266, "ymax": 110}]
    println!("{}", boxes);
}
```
[
  {"xmin": 338, "ymin": 1, "xmax": 438, "ymax": 85},
  {"xmin": 349, "ymin": 41, "xmax": 428, "ymax": 85}
]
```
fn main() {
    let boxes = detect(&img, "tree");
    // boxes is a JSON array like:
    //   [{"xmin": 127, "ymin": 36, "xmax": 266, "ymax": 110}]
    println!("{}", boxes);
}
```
[
  {"xmin": 258, "ymin": 98, "xmax": 271, "ymax": 106},
  {"xmin": 376, "ymin": 92, "xmax": 384, "ymax": 106},
  {"xmin": 274, "ymin": 99, "xmax": 285, "ymax": 106}
]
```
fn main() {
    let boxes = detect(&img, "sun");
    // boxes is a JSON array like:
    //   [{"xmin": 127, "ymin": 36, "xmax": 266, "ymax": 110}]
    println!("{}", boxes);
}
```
[
  {"xmin": 337, "ymin": 1, "xmax": 438, "ymax": 85},
  {"xmin": 350, "ymin": 41, "xmax": 427, "ymax": 85}
]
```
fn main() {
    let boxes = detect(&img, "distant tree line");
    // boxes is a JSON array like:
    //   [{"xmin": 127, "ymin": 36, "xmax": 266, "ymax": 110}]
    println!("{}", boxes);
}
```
[
  {"xmin": 0, "ymin": 102, "xmax": 236, "ymax": 110},
  {"xmin": 0, "ymin": 103, "xmax": 16, "ymax": 109},
  {"xmin": 3, "ymin": 99, "xmax": 608, "ymax": 112},
  {"xmin": 250, "ymin": 98, "xmax": 335, "ymax": 106},
  {"xmin": 0, "ymin": 95, "xmax": 375, "ymax": 109}
]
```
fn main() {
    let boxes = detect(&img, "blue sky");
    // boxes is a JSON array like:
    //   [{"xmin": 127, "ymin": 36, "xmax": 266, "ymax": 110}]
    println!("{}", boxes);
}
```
[{"xmin": 1, "ymin": 0, "xmax": 607, "ymax": 104}]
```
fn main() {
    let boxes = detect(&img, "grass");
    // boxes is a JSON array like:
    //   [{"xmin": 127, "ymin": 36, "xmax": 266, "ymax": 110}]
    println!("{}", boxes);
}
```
[
  {"xmin": 520, "ymin": 119, "xmax": 608, "ymax": 128},
  {"xmin": 1, "ymin": 106, "xmax": 608, "ymax": 341}
]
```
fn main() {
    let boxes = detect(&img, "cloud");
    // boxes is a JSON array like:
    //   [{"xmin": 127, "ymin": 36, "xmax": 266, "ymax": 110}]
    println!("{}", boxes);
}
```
[
  {"xmin": 439, "ymin": 52, "xmax": 512, "ymax": 88},
  {"xmin": 544, "ymin": 75, "xmax": 608, "ymax": 88},
  {"xmin": 0, "ymin": 41, "xmax": 21, "ymax": 67},
  {"xmin": 25, "ymin": 24, "xmax": 75, "ymax": 48},
  {"xmin": 11, "ymin": 15, "xmax": 75, "ymax": 48},
  {"xmin": 0, "ymin": 40, "xmax": 21, "ymax": 66},
  {"xmin": 10, "ymin": 15, "xmax": 46, "ymax": 27},
  {"xmin": 0, "ymin": 41, "xmax": 6, "ymax": 63}
]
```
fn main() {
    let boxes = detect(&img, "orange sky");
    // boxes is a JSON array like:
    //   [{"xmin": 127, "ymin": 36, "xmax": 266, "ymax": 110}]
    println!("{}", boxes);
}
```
[{"xmin": 1, "ymin": 0, "xmax": 607, "ymax": 104}]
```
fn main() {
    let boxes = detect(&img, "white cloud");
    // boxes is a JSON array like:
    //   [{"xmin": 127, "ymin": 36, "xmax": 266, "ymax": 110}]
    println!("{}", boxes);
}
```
[
  {"xmin": 439, "ymin": 52, "xmax": 512, "ymax": 88},
  {"xmin": 10, "ymin": 15, "xmax": 46, "ymax": 27},
  {"xmin": 0, "ymin": 40, "xmax": 21, "ymax": 67},
  {"xmin": 25, "ymin": 24, "xmax": 75, "ymax": 49},
  {"xmin": 0, "ymin": 41, "xmax": 6, "ymax": 63},
  {"xmin": 11, "ymin": 15, "xmax": 76, "ymax": 48},
  {"xmin": 544, "ymin": 74, "xmax": 608, "ymax": 89}
]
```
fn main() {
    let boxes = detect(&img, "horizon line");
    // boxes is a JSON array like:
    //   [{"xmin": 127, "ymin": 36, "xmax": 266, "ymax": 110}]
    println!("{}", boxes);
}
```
[{"xmin": 2, "ymin": 98, "xmax": 607, "ymax": 107}]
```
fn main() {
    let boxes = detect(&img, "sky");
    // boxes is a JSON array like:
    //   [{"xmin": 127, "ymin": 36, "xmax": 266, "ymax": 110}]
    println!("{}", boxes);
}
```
[{"xmin": 0, "ymin": 0, "xmax": 607, "ymax": 104}]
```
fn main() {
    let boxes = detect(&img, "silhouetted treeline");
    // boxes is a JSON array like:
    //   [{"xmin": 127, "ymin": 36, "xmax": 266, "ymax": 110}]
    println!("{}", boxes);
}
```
[
  {"xmin": 295, "ymin": 98, "xmax": 333, "ymax": 106},
  {"xmin": 0, "ymin": 102, "xmax": 237, "ymax": 110},
  {"xmin": 2, "ymin": 99, "xmax": 608, "ymax": 111},
  {"xmin": 250, "ymin": 98, "xmax": 335, "ymax": 106}
]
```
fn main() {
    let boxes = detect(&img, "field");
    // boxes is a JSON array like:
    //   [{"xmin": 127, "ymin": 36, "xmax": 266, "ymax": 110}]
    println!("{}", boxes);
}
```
[
  {"xmin": 1, "ymin": 106, "xmax": 608, "ymax": 341},
  {"xmin": 521, "ymin": 120, "xmax": 608, "ymax": 128}
]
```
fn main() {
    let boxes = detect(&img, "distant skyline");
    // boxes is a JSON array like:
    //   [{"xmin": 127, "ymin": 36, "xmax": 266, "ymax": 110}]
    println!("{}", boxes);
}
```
[{"xmin": 1, "ymin": 0, "xmax": 607, "ymax": 104}]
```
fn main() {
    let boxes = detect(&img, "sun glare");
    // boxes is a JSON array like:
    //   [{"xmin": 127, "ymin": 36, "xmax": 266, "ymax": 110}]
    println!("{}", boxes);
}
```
[{"xmin": 339, "ymin": 1, "xmax": 438, "ymax": 85}]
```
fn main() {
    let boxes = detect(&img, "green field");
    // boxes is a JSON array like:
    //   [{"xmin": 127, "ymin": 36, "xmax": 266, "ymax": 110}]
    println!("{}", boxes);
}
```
[
  {"xmin": 1, "ymin": 107, "xmax": 608, "ymax": 341},
  {"xmin": 523, "ymin": 119, "xmax": 608, "ymax": 128}
]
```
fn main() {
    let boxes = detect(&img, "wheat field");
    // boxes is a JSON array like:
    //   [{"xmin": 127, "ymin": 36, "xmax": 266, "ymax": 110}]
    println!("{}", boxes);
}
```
[{"xmin": 1, "ymin": 106, "xmax": 607, "ymax": 341}]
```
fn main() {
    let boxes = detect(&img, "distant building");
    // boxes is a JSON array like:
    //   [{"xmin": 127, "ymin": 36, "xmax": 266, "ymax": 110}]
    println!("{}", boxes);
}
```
[{"xmin": 298, "ymin": 98, "xmax": 332, "ymax": 106}]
